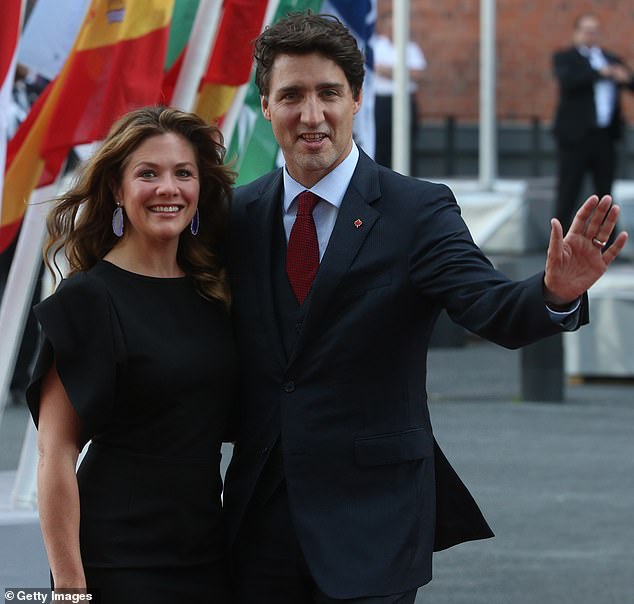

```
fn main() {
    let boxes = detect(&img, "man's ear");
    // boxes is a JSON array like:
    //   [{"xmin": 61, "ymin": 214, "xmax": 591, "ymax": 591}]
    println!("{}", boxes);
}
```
[
  {"xmin": 261, "ymin": 96, "xmax": 271, "ymax": 121},
  {"xmin": 353, "ymin": 89, "xmax": 363, "ymax": 115}
]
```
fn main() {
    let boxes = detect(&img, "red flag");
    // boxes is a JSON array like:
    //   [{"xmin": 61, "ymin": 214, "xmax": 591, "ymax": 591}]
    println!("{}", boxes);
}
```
[
  {"xmin": 0, "ymin": 0, "xmax": 23, "ymax": 247},
  {"xmin": 194, "ymin": 0, "xmax": 269, "ymax": 124}
]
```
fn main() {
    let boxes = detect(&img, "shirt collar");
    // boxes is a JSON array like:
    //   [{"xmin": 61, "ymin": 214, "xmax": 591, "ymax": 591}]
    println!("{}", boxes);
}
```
[
  {"xmin": 577, "ymin": 45, "xmax": 601, "ymax": 57},
  {"xmin": 283, "ymin": 142, "xmax": 360, "ymax": 213}
]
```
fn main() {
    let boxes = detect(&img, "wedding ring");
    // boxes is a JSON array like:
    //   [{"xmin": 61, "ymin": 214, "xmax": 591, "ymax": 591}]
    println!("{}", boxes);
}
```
[{"xmin": 592, "ymin": 237, "xmax": 606, "ymax": 248}]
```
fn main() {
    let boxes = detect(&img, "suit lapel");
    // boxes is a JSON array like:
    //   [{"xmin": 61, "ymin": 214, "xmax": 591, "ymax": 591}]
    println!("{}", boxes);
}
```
[
  {"xmin": 245, "ymin": 171, "xmax": 287, "ymax": 369},
  {"xmin": 288, "ymin": 152, "xmax": 382, "ymax": 367}
]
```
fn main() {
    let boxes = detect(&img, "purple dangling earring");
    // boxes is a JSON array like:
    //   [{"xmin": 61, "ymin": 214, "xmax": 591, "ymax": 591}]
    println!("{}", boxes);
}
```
[
  {"xmin": 112, "ymin": 202, "xmax": 124, "ymax": 237},
  {"xmin": 190, "ymin": 207, "xmax": 199, "ymax": 236}
]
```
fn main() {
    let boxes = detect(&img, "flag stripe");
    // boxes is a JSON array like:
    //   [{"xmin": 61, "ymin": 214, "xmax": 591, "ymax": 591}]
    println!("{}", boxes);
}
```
[
  {"xmin": 76, "ymin": 0, "xmax": 173, "ymax": 51},
  {"xmin": 0, "ymin": 0, "xmax": 22, "ymax": 81},
  {"xmin": 195, "ymin": 84, "xmax": 240, "ymax": 124},
  {"xmin": 165, "ymin": 0, "xmax": 200, "ymax": 70},
  {"xmin": 203, "ymin": 0, "xmax": 268, "ymax": 86},
  {"xmin": 0, "ymin": 0, "xmax": 23, "ymax": 248},
  {"xmin": 193, "ymin": 0, "xmax": 268, "ymax": 124}
]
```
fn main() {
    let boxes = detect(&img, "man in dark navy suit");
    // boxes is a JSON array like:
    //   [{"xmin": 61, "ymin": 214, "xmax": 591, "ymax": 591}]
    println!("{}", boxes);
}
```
[
  {"xmin": 224, "ymin": 13, "xmax": 628, "ymax": 604},
  {"xmin": 553, "ymin": 13, "xmax": 634, "ymax": 232}
]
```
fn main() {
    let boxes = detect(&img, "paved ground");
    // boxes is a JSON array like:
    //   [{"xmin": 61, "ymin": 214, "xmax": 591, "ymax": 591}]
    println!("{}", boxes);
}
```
[{"xmin": 1, "ymin": 340, "xmax": 633, "ymax": 603}]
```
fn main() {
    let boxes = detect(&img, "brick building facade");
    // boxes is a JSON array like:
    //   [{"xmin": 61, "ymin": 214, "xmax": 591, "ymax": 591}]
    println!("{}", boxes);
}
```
[{"xmin": 378, "ymin": 0, "xmax": 634, "ymax": 125}]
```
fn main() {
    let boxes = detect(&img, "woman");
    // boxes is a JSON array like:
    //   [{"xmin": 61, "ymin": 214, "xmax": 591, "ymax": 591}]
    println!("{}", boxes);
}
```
[{"xmin": 26, "ymin": 106, "xmax": 236, "ymax": 602}]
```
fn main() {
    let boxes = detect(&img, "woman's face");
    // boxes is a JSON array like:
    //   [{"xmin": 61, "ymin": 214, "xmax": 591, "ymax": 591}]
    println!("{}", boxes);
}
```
[{"xmin": 115, "ymin": 132, "xmax": 200, "ymax": 247}]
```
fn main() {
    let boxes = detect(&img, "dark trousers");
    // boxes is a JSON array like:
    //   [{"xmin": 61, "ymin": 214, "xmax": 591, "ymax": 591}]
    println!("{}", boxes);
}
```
[
  {"xmin": 374, "ymin": 94, "xmax": 418, "ymax": 175},
  {"xmin": 230, "ymin": 480, "xmax": 417, "ymax": 604},
  {"xmin": 555, "ymin": 128, "xmax": 616, "ymax": 232}
]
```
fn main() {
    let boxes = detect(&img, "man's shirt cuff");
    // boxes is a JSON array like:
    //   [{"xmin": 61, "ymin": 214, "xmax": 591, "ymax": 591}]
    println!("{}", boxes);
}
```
[{"xmin": 546, "ymin": 298, "xmax": 582, "ymax": 330}]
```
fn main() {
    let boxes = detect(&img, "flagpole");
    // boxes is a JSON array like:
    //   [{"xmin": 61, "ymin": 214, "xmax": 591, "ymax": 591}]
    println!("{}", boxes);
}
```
[
  {"xmin": 479, "ymin": 0, "xmax": 497, "ymax": 190},
  {"xmin": 392, "ymin": 0, "xmax": 410, "ymax": 176},
  {"xmin": 222, "ymin": 0, "xmax": 281, "ymax": 147},
  {"xmin": 171, "ymin": 0, "xmax": 224, "ymax": 112},
  {"xmin": 0, "ymin": 181, "xmax": 58, "ymax": 431},
  {"xmin": 11, "ymin": 265, "xmax": 55, "ymax": 510}
]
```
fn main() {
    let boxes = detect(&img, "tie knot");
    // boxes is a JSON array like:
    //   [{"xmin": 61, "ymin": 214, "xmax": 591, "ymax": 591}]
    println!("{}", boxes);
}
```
[{"xmin": 296, "ymin": 191, "xmax": 320, "ymax": 216}]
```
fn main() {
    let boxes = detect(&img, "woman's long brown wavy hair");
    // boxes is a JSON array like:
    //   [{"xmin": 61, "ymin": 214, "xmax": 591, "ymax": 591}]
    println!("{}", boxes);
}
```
[{"xmin": 44, "ymin": 106, "xmax": 234, "ymax": 307}]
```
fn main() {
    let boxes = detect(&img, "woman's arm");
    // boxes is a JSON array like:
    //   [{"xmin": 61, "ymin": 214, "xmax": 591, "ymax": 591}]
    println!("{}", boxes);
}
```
[{"xmin": 37, "ymin": 362, "xmax": 85, "ymax": 589}]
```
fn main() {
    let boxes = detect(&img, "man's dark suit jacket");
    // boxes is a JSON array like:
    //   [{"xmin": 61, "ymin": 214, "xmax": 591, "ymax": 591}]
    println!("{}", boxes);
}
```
[
  {"xmin": 553, "ymin": 46, "xmax": 634, "ymax": 146},
  {"xmin": 223, "ymin": 151, "xmax": 588, "ymax": 599}
]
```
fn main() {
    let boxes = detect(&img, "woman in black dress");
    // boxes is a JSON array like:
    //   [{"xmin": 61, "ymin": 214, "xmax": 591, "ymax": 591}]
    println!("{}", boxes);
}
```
[{"xmin": 26, "ymin": 106, "xmax": 236, "ymax": 602}]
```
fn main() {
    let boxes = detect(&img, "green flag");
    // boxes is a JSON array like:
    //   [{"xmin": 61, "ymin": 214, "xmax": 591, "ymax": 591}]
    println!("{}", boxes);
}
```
[
  {"xmin": 165, "ymin": 0, "xmax": 200, "ymax": 70},
  {"xmin": 229, "ymin": 0, "xmax": 324, "ymax": 185}
]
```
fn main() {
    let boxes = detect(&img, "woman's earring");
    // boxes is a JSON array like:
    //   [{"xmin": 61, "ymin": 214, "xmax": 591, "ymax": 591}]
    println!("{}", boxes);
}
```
[
  {"xmin": 190, "ymin": 208, "xmax": 199, "ymax": 236},
  {"xmin": 112, "ymin": 202, "xmax": 124, "ymax": 238}
]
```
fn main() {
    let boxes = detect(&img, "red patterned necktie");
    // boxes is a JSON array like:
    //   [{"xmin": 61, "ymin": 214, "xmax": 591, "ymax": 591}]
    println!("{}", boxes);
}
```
[{"xmin": 286, "ymin": 190, "xmax": 320, "ymax": 304}]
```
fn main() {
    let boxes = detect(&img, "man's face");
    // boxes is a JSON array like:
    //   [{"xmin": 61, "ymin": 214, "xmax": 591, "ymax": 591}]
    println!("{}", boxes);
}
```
[
  {"xmin": 261, "ymin": 52, "xmax": 361, "ymax": 189},
  {"xmin": 574, "ymin": 16, "xmax": 600, "ymax": 47}
]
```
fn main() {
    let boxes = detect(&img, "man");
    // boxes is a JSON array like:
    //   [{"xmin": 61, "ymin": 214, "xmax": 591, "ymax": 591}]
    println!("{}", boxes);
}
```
[
  {"xmin": 553, "ymin": 13, "xmax": 634, "ymax": 232},
  {"xmin": 224, "ymin": 13, "xmax": 627, "ymax": 604},
  {"xmin": 372, "ymin": 7, "xmax": 426, "ymax": 171}
]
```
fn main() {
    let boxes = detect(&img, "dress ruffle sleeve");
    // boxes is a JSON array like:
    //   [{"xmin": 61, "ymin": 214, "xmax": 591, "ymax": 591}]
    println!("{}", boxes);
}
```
[{"xmin": 26, "ymin": 272, "xmax": 124, "ymax": 447}]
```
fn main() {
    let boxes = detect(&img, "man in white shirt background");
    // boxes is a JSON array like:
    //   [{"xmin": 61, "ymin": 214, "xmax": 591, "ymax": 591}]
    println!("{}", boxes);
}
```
[
  {"xmin": 552, "ymin": 13, "xmax": 634, "ymax": 234},
  {"xmin": 372, "ymin": 7, "xmax": 426, "ymax": 173}
]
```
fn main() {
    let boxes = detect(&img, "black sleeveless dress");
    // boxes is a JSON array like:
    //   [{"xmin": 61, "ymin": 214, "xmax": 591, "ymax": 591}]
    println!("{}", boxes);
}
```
[{"xmin": 26, "ymin": 260, "xmax": 237, "ymax": 603}]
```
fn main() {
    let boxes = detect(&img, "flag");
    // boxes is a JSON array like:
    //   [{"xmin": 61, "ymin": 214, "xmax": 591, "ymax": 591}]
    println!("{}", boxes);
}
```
[
  {"xmin": 323, "ymin": 0, "xmax": 376, "ymax": 158},
  {"xmin": 165, "ymin": 0, "xmax": 200, "ymax": 70},
  {"xmin": 230, "ymin": 0, "xmax": 325, "ymax": 186},
  {"xmin": 160, "ymin": 0, "xmax": 200, "ymax": 103},
  {"xmin": 0, "ymin": 0, "xmax": 23, "ymax": 247},
  {"xmin": 193, "ymin": 0, "xmax": 269, "ymax": 125},
  {"xmin": 1, "ymin": 0, "xmax": 175, "ymax": 254}
]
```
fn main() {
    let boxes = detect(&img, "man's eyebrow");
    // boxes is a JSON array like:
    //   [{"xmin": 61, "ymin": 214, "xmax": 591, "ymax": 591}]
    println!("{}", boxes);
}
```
[
  {"xmin": 275, "ymin": 82, "xmax": 346, "ymax": 95},
  {"xmin": 317, "ymin": 82, "xmax": 345, "ymax": 90},
  {"xmin": 276, "ymin": 85, "xmax": 301, "ymax": 95}
]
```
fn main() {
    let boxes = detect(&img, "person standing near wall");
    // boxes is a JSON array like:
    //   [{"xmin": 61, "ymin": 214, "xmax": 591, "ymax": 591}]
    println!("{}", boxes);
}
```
[
  {"xmin": 372, "ymin": 7, "xmax": 426, "ymax": 174},
  {"xmin": 552, "ymin": 13, "xmax": 634, "ymax": 234}
]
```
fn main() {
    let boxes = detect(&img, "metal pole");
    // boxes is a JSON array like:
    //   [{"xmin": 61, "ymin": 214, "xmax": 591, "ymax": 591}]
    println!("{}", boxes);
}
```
[
  {"xmin": 171, "ymin": 0, "xmax": 223, "ymax": 112},
  {"xmin": 392, "ymin": 0, "xmax": 410, "ymax": 175},
  {"xmin": 0, "ymin": 183, "xmax": 57, "ymax": 431},
  {"xmin": 479, "ymin": 0, "xmax": 497, "ymax": 190}
]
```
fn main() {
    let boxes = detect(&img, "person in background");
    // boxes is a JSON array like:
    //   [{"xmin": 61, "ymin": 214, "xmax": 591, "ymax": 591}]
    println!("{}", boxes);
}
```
[
  {"xmin": 372, "ymin": 7, "xmax": 426, "ymax": 173},
  {"xmin": 26, "ymin": 106, "xmax": 236, "ymax": 603},
  {"xmin": 553, "ymin": 13, "xmax": 634, "ymax": 234},
  {"xmin": 223, "ymin": 12, "xmax": 627, "ymax": 604}
]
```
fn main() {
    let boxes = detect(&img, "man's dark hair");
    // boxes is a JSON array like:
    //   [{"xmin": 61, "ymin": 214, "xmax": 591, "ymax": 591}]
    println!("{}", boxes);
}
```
[{"xmin": 254, "ymin": 12, "xmax": 365, "ymax": 100}]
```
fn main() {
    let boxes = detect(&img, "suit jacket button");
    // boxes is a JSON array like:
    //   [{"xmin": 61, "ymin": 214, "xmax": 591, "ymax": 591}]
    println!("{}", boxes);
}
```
[
  {"xmin": 295, "ymin": 322, "xmax": 302, "ymax": 332},
  {"xmin": 283, "ymin": 381, "xmax": 296, "ymax": 393}
]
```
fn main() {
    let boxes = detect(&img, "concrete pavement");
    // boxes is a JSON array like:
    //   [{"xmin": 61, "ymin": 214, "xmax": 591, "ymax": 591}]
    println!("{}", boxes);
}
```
[{"xmin": 1, "ymin": 341, "xmax": 633, "ymax": 603}]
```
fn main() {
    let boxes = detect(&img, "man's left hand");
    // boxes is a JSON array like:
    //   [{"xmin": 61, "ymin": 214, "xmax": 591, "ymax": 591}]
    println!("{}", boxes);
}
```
[{"xmin": 544, "ymin": 194, "xmax": 628, "ymax": 307}]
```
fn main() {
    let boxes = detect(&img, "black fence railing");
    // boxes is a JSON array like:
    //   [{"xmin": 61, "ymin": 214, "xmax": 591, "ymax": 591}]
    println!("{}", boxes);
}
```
[{"xmin": 413, "ymin": 117, "xmax": 634, "ymax": 180}]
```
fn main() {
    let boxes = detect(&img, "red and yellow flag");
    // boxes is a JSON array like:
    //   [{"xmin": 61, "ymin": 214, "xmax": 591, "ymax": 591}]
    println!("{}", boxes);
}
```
[
  {"xmin": 1, "ymin": 0, "xmax": 174, "ymax": 253},
  {"xmin": 194, "ymin": 0, "xmax": 269, "ymax": 124}
]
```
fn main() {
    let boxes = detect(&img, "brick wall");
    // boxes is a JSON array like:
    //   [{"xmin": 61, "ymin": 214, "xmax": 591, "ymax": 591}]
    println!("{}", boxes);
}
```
[{"xmin": 377, "ymin": 0, "xmax": 634, "ymax": 124}]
